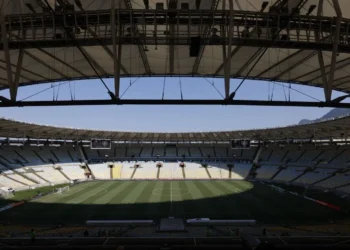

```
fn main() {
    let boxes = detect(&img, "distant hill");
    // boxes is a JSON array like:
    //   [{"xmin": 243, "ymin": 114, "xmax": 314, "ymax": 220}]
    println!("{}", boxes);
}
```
[{"xmin": 298, "ymin": 108, "xmax": 350, "ymax": 125}]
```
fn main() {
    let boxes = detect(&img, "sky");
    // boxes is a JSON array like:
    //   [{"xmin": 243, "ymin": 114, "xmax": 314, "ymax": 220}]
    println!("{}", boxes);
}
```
[{"xmin": 0, "ymin": 77, "xmax": 346, "ymax": 132}]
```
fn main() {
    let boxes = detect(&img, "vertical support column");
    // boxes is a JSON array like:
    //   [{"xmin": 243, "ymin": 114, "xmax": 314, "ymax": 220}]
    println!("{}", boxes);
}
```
[
  {"xmin": 325, "ymin": 0, "xmax": 342, "ymax": 101},
  {"xmin": 169, "ymin": 25, "xmax": 175, "ymax": 74},
  {"xmin": 0, "ymin": 2, "xmax": 17, "ymax": 101},
  {"xmin": 111, "ymin": 0, "xmax": 121, "ymax": 98},
  {"xmin": 316, "ymin": 0, "xmax": 328, "ymax": 96},
  {"xmin": 224, "ymin": 0, "xmax": 233, "ymax": 99}
]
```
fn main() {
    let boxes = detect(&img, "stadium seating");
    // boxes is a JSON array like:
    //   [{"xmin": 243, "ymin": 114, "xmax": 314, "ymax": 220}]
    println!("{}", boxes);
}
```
[
  {"xmin": 165, "ymin": 147, "xmax": 177, "ymax": 157},
  {"xmin": 120, "ymin": 162, "xmax": 136, "ymax": 179},
  {"xmin": 274, "ymin": 167, "xmax": 306, "ymax": 182},
  {"xmin": 33, "ymin": 166, "xmax": 69, "ymax": 184},
  {"xmin": 207, "ymin": 163, "xmax": 222, "ymax": 178},
  {"xmin": 315, "ymin": 174, "xmax": 350, "ymax": 189},
  {"xmin": 255, "ymin": 165, "xmax": 280, "ymax": 179},
  {"xmin": 0, "ymin": 144, "xmax": 348, "ymax": 195},
  {"xmin": 295, "ymin": 169, "xmax": 336, "ymax": 185},
  {"xmin": 172, "ymin": 163, "xmax": 184, "ymax": 179},
  {"xmin": 0, "ymin": 175, "xmax": 27, "ymax": 189},
  {"xmin": 189, "ymin": 147, "xmax": 202, "ymax": 157},
  {"xmin": 185, "ymin": 163, "xmax": 209, "ymax": 179},
  {"xmin": 231, "ymin": 163, "xmax": 251, "ymax": 179},
  {"xmin": 177, "ymin": 147, "xmax": 189, "ymax": 157},
  {"xmin": 133, "ymin": 162, "xmax": 157, "ymax": 179},
  {"xmin": 60, "ymin": 164, "xmax": 85, "ymax": 180},
  {"xmin": 111, "ymin": 164, "xmax": 122, "ymax": 179},
  {"xmin": 159, "ymin": 162, "xmax": 174, "ymax": 179},
  {"xmin": 218, "ymin": 163, "xmax": 231, "ymax": 179},
  {"xmin": 89, "ymin": 164, "xmax": 110, "ymax": 179}
]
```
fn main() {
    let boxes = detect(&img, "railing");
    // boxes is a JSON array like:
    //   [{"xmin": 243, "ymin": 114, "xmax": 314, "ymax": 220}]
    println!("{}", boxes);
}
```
[{"xmin": 3, "ymin": 10, "xmax": 350, "ymax": 47}]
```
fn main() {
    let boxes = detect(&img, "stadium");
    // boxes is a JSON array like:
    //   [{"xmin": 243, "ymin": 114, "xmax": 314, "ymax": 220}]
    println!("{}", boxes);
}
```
[{"xmin": 0, "ymin": 0, "xmax": 350, "ymax": 249}]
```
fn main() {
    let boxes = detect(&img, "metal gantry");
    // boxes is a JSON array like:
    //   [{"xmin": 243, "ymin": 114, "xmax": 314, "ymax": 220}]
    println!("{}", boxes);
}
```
[
  {"xmin": 1, "ymin": 1, "xmax": 350, "ymax": 106},
  {"xmin": 2, "ymin": 9, "xmax": 350, "ymax": 50}
]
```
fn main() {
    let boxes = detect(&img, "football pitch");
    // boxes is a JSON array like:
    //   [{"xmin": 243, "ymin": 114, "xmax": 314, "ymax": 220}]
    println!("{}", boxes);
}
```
[{"xmin": 1, "ymin": 180, "xmax": 347, "ymax": 226}]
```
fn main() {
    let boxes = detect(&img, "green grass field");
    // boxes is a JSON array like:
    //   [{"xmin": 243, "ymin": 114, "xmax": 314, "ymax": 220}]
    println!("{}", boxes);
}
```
[{"xmin": 0, "ymin": 180, "xmax": 348, "ymax": 226}]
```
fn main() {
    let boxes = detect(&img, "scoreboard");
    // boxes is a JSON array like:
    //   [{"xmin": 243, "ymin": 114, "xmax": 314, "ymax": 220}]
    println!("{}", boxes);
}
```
[
  {"xmin": 231, "ymin": 140, "xmax": 251, "ymax": 149},
  {"xmin": 90, "ymin": 139, "xmax": 111, "ymax": 149}
]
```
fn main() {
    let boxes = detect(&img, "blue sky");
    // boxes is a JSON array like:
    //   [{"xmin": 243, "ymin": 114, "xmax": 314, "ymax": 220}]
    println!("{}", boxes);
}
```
[{"xmin": 0, "ymin": 77, "xmax": 345, "ymax": 132}]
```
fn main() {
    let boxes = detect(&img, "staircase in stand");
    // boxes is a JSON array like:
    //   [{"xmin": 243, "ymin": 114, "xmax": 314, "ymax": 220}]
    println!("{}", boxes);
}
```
[
  {"xmin": 204, "ymin": 167, "xmax": 212, "ymax": 179},
  {"xmin": 3, "ymin": 174, "xmax": 29, "ymax": 186},
  {"xmin": 182, "ymin": 167, "xmax": 186, "ymax": 179},
  {"xmin": 55, "ymin": 166, "xmax": 71, "ymax": 181},
  {"xmin": 157, "ymin": 167, "xmax": 161, "ymax": 179},
  {"xmin": 130, "ymin": 167, "xmax": 137, "ymax": 179},
  {"xmin": 78, "ymin": 145, "xmax": 95, "ymax": 179}
]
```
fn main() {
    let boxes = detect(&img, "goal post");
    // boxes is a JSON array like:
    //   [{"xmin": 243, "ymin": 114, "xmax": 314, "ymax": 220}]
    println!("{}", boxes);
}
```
[{"xmin": 55, "ymin": 186, "xmax": 70, "ymax": 194}]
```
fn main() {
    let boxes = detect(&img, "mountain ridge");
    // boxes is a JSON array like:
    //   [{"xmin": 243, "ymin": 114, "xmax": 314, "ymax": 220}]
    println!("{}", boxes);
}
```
[{"xmin": 298, "ymin": 108, "xmax": 350, "ymax": 125}]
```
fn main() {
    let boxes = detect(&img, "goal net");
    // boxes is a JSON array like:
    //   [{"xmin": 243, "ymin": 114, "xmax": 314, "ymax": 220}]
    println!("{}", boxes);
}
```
[{"xmin": 55, "ymin": 186, "xmax": 70, "ymax": 194}]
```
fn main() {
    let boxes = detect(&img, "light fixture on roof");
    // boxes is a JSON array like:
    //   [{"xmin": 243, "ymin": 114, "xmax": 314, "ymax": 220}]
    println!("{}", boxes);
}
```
[{"xmin": 306, "ymin": 5, "xmax": 317, "ymax": 15}]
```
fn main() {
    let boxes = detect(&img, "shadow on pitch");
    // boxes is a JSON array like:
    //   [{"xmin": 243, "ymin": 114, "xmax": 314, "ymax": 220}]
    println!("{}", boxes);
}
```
[{"xmin": 0, "ymin": 181, "xmax": 349, "ymax": 226}]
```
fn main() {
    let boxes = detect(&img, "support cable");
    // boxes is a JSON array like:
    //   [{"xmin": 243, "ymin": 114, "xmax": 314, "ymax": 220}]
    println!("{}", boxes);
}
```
[
  {"xmin": 176, "ymin": 45, "xmax": 183, "ymax": 100},
  {"xmin": 120, "ymin": 78, "xmax": 140, "ymax": 98},
  {"xmin": 162, "ymin": 52, "xmax": 168, "ymax": 100},
  {"xmin": 203, "ymin": 78, "xmax": 225, "ymax": 99},
  {"xmin": 43, "ymin": 0, "xmax": 114, "ymax": 99}
]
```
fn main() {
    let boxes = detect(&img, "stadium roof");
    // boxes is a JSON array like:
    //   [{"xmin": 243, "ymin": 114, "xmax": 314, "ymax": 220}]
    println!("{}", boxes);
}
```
[
  {"xmin": 0, "ymin": 115, "xmax": 349, "ymax": 142},
  {"xmin": 1, "ymin": 0, "xmax": 350, "ymax": 104}
]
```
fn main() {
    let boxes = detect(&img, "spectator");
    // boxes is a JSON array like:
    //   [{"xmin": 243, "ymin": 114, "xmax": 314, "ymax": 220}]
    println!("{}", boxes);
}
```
[{"xmin": 83, "ymin": 229, "xmax": 89, "ymax": 237}]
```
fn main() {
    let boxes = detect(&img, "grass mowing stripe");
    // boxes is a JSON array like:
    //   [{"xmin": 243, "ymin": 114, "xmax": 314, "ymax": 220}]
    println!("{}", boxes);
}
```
[
  {"xmin": 171, "ymin": 181, "xmax": 185, "ymax": 218},
  {"xmin": 120, "ymin": 181, "xmax": 149, "ymax": 204},
  {"xmin": 63, "ymin": 182, "xmax": 120, "ymax": 221},
  {"xmin": 8, "ymin": 182, "xmax": 104, "ymax": 218},
  {"xmin": 147, "ymin": 181, "xmax": 165, "ymax": 218},
  {"xmin": 92, "ymin": 181, "xmax": 127, "ymax": 204},
  {"xmin": 36, "ymin": 182, "xmax": 98, "ymax": 203},
  {"xmin": 193, "ymin": 181, "xmax": 234, "ymax": 219},
  {"xmin": 38, "ymin": 182, "xmax": 116, "ymax": 221},
  {"xmin": 213, "ymin": 181, "xmax": 255, "ymax": 219},
  {"xmin": 184, "ymin": 181, "xmax": 216, "ymax": 218},
  {"xmin": 161, "ymin": 181, "xmax": 171, "ymax": 217},
  {"xmin": 224, "ymin": 181, "xmax": 284, "ymax": 222},
  {"xmin": 132, "ymin": 181, "xmax": 158, "ymax": 219}
]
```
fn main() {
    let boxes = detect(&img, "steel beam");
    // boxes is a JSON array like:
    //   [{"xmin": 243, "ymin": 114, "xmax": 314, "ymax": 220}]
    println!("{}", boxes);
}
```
[
  {"xmin": 24, "ymin": 51, "xmax": 69, "ymax": 78},
  {"xmin": 111, "ymin": 0, "xmax": 120, "ymax": 98},
  {"xmin": 2, "ymin": 37, "xmax": 350, "ymax": 53},
  {"xmin": 326, "ymin": 0, "xmax": 342, "ymax": 101},
  {"xmin": 191, "ymin": 0, "xmax": 220, "ymax": 75},
  {"xmin": 224, "ymin": 0, "xmax": 233, "ymax": 98},
  {"xmin": 317, "ymin": 0, "xmax": 332, "ymax": 95},
  {"xmin": 13, "ymin": 48, "xmax": 24, "ymax": 99},
  {"xmin": 74, "ymin": 2, "xmax": 129, "ymax": 76},
  {"xmin": 169, "ymin": 25, "xmax": 175, "ymax": 74},
  {"xmin": 0, "ymin": 8, "xmax": 17, "ymax": 101},
  {"xmin": 124, "ymin": 0, "xmax": 152, "ymax": 76},
  {"xmin": 0, "ymin": 99, "xmax": 349, "ymax": 108}
]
